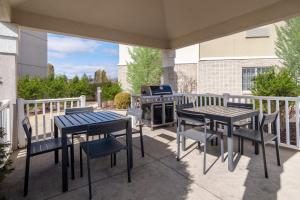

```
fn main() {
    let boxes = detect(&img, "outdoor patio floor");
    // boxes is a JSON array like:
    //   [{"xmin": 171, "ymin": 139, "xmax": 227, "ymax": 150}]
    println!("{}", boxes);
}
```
[{"xmin": 1, "ymin": 126, "xmax": 300, "ymax": 200}]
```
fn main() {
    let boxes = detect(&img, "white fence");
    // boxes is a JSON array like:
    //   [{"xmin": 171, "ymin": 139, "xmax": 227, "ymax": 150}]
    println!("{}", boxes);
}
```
[
  {"xmin": 180, "ymin": 93, "xmax": 300, "ymax": 150},
  {"xmin": 0, "ymin": 99, "xmax": 12, "ymax": 150},
  {"xmin": 17, "ymin": 96, "xmax": 86, "ymax": 148}
]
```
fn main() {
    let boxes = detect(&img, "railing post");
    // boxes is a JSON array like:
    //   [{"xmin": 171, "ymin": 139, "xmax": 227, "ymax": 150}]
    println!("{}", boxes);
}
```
[
  {"xmin": 17, "ymin": 98, "xmax": 26, "ymax": 148},
  {"xmin": 97, "ymin": 87, "xmax": 102, "ymax": 108},
  {"xmin": 222, "ymin": 93, "xmax": 230, "ymax": 107},
  {"xmin": 80, "ymin": 95, "xmax": 86, "ymax": 107},
  {"xmin": 131, "ymin": 94, "xmax": 136, "ymax": 109},
  {"xmin": 6, "ymin": 103, "xmax": 11, "ymax": 146}
]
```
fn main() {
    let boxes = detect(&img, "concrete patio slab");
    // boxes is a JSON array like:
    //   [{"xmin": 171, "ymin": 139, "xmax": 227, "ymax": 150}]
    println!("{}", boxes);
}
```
[{"xmin": 1, "ymin": 126, "xmax": 300, "ymax": 200}]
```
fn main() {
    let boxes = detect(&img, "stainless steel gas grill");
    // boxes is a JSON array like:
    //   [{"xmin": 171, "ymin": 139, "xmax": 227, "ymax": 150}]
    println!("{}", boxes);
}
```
[{"xmin": 139, "ymin": 84, "xmax": 182, "ymax": 130}]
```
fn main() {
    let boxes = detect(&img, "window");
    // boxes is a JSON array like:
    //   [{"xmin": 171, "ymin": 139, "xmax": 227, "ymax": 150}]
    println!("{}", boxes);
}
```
[
  {"xmin": 242, "ymin": 67, "xmax": 269, "ymax": 91},
  {"xmin": 246, "ymin": 27, "xmax": 270, "ymax": 38}
]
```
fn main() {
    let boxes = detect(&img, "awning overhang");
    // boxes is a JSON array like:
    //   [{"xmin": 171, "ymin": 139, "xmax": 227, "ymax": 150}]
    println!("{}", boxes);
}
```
[{"xmin": 2, "ymin": 0, "xmax": 300, "ymax": 49}]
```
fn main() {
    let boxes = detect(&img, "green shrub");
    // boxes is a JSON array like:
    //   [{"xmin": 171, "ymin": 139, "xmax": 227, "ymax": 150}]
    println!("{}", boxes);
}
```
[
  {"xmin": 45, "ymin": 75, "xmax": 69, "ymax": 98},
  {"xmin": 0, "ymin": 127, "xmax": 13, "ymax": 182},
  {"xmin": 18, "ymin": 74, "xmax": 94, "ymax": 100},
  {"xmin": 114, "ymin": 92, "xmax": 131, "ymax": 109},
  {"xmin": 17, "ymin": 76, "xmax": 46, "ymax": 99},
  {"xmin": 101, "ymin": 81, "xmax": 122, "ymax": 101},
  {"xmin": 251, "ymin": 67, "xmax": 299, "ymax": 97}
]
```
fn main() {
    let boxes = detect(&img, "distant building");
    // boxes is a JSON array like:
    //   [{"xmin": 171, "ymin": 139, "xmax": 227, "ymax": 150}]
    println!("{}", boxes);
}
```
[
  {"xmin": 17, "ymin": 29, "xmax": 48, "ymax": 78},
  {"xmin": 118, "ymin": 22, "xmax": 283, "ymax": 95},
  {"xmin": 0, "ymin": 22, "xmax": 47, "ymax": 103}
]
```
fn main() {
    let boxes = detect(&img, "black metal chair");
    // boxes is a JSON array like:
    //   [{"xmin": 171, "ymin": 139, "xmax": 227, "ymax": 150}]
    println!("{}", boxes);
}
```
[
  {"xmin": 176, "ymin": 110, "xmax": 218, "ymax": 174},
  {"xmin": 109, "ymin": 108, "xmax": 144, "ymax": 158},
  {"xmin": 79, "ymin": 119, "xmax": 131, "ymax": 199},
  {"xmin": 176, "ymin": 103, "xmax": 206, "ymax": 127},
  {"xmin": 233, "ymin": 111, "xmax": 280, "ymax": 178},
  {"xmin": 22, "ymin": 117, "xmax": 74, "ymax": 196},
  {"xmin": 65, "ymin": 106, "xmax": 94, "ymax": 144},
  {"xmin": 176, "ymin": 103, "xmax": 216, "ymax": 148}
]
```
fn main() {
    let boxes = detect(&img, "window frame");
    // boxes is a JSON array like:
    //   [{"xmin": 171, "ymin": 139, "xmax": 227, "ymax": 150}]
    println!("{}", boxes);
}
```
[{"xmin": 242, "ymin": 66, "xmax": 269, "ymax": 92}]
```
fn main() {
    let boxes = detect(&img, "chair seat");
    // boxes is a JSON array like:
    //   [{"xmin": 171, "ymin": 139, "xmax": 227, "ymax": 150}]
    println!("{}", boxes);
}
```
[
  {"xmin": 233, "ymin": 128, "xmax": 277, "ymax": 143},
  {"xmin": 80, "ymin": 137, "xmax": 126, "ymax": 159},
  {"xmin": 216, "ymin": 120, "xmax": 252, "ymax": 127},
  {"xmin": 110, "ymin": 128, "xmax": 140, "ymax": 137},
  {"xmin": 30, "ymin": 138, "xmax": 72, "ymax": 156},
  {"xmin": 182, "ymin": 121, "xmax": 208, "ymax": 127},
  {"xmin": 179, "ymin": 128, "xmax": 216, "ymax": 143}
]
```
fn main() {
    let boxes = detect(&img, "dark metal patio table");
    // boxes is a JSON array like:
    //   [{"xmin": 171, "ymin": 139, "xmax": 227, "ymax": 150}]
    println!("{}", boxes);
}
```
[
  {"xmin": 54, "ymin": 111, "xmax": 132, "ymax": 192},
  {"xmin": 183, "ymin": 105, "xmax": 259, "ymax": 172}
]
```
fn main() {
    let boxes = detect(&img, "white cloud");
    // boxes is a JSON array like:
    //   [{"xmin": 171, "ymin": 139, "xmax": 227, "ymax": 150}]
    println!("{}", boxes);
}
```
[
  {"xmin": 54, "ymin": 64, "xmax": 118, "ymax": 79},
  {"xmin": 48, "ymin": 51, "xmax": 66, "ymax": 59},
  {"xmin": 48, "ymin": 36, "xmax": 100, "ymax": 57},
  {"xmin": 102, "ymin": 48, "xmax": 118, "ymax": 56}
]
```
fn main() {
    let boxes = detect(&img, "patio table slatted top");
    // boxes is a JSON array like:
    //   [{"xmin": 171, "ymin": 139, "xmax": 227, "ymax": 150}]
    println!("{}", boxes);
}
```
[
  {"xmin": 183, "ymin": 105, "xmax": 259, "ymax": 125},
  {"xmin": 55, "ymin": 111, "xmax": 128, "ymax": 131}
]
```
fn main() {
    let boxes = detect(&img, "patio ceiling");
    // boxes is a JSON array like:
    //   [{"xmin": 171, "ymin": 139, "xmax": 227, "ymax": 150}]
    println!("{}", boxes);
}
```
[{"xmin": 1, "ymin": 0, "xmax": 300, "ymax": 49}]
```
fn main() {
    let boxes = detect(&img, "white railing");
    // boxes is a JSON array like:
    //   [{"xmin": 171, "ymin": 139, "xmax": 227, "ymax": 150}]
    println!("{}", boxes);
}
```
[
  {"xmin": 17, "ymin": 96, "xmax": 86, "ymax": 148},
  {"xmin": 0, "ymin": 99, "xmax": 12, "ymax": 150},
  {"xmin": 180, "ymin": 93, "xmax": 300, "ymax": 150},
  {"xmin": 178, "ymin": 93, "xmax": 225, "ymax": 107}
]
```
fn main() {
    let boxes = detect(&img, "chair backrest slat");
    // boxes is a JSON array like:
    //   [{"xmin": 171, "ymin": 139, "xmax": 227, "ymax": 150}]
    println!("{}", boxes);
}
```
[
  {"xmin": 227, "ymin": 102, "xmax": 253, "ymax": 110},
  {"xmin": 177, "ymin": 110, "xmax": 205, "ymax": 123},
  {"xmin": 86, "ymin": 119, "xmax": 129, "ymax": 136},
  {"xmin": 127, "ymin": 108, "xmax": 142, "ymax": 121},
  {"xmin": 65, "ymin": 107, "xmax": 94, "ymax": 115},
  {"xmin": 176, "ymin": 103, "xmax": 193, "ymax": 111},
  {"xmin": 22, "ymin": 117, "xmax": 32, "ymax": 150},
  {"xmin": 261, "ymin": 111, "xmax": 279, "ymax": 127},
  {"xmin": 22, "ymin": 117, "xmax": 32, "ymax": 140}
]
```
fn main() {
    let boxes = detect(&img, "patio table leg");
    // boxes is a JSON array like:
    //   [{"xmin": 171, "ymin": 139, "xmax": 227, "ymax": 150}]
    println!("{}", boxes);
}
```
[
  {"xmin": 181, "ymin": 124, "xmax": 186, "ymax": 151},
  {"xmin": 227, "ymin": 122, "xmax": 234, "ymax": 171},
  {"xmin": 54, "ymin": 124, "xmax": 59, "ymax": 163},
  {"xmin": 61, "ymin": 131, "xmax": 68, "ymax": 192},
  {"xmin": 254, "ymin": 116, "xmax": 259, "ymax": 155},
  {"xmin": 127, "ymin": 118, "xmax": 133, "ymax": 168}
]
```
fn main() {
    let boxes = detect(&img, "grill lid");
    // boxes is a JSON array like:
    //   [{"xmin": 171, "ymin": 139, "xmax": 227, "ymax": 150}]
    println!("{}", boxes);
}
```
[{"xmin": 141, "ymin": 84, "xmax": 173, "ymax": 96}]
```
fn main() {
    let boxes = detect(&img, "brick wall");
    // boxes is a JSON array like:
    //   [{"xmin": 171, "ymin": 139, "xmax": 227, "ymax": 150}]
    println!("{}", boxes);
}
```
[
  {"xmin": 118, "ymin": 58, "xmax": 281, "ymax": 95},
  {"xmin": 198, "ymin": 58, "xmax": 281, "ymax": 95}
]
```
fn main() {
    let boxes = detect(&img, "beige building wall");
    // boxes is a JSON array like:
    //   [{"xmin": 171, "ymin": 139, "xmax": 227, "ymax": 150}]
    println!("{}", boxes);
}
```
[
  {"xmin": 0, "ymin": 22, "xmax": 18, "ymax": 102},
  {"xmin": 200, "ymin": 23, "xmax": 281, "ymax": 58},
  {"xmin": 197, "ymin": 22, "xmax": 283, "ymax": 95},
  {"xmin": 18, "ymin": 29, "xmax": 48, "ymax": 78},
  {"xmin": 118, "ymin": 22, "xmax": 284, "ymax": 95},
  {"xmin": 118, "ymin": 64, "xmax": 130, "ymax": 91}
]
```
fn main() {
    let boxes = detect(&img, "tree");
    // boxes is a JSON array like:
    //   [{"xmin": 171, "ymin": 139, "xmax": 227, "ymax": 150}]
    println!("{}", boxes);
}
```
[
  {"xmin": 47, "ymin": 63, "xmax": 55, "ymax": 77},
  {"xmin": 68, "ymin": 74, "xmax": 92, "ymax": 97},
  {"xmin": 251, "ymin": 67, "xmax": 299, "ymax": 128},
  {"xmin": 251, "ymin": 67, "xmax": 299, "ymax": 97},
  {"xmin": 127, "ymin": 47, "xmax": 162, "ymax": 94},
  {"xmin": 45, "ymin": 75, "xmax": 69, "ymax": 98},
  {"xmin": 101, "ymin": 81, "xmax": 122, "ymax": 101},
  {"xmin": 17, "ymin": 76, "xmax": 45, "ymax": 99},
  {"xmin": 94, "ymin": 69, "xmax": 108, "ymax": 84},
  {"xmin": 276, "ymin": 17, "xmax": 300, "ymax": 80},
  {"xmin": 0, "ymin": 127, "xmax": 13, "ymax": 183}
]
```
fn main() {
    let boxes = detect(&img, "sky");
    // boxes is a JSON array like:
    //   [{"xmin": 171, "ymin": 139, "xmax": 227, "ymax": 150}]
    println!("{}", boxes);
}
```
[{"xmin": 47, "ymin": 33, "xmax": 119, "ymax": 79}]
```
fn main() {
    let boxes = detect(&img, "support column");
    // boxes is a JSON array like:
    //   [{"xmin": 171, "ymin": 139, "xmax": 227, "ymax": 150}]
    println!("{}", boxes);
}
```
[
  {"xmin": 0, "ymin": 22, "xmax": 19, "ymax": 150},
  {"xmin": 161, "ymin": 49, "xmax": 175, "ymax": 87}
]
